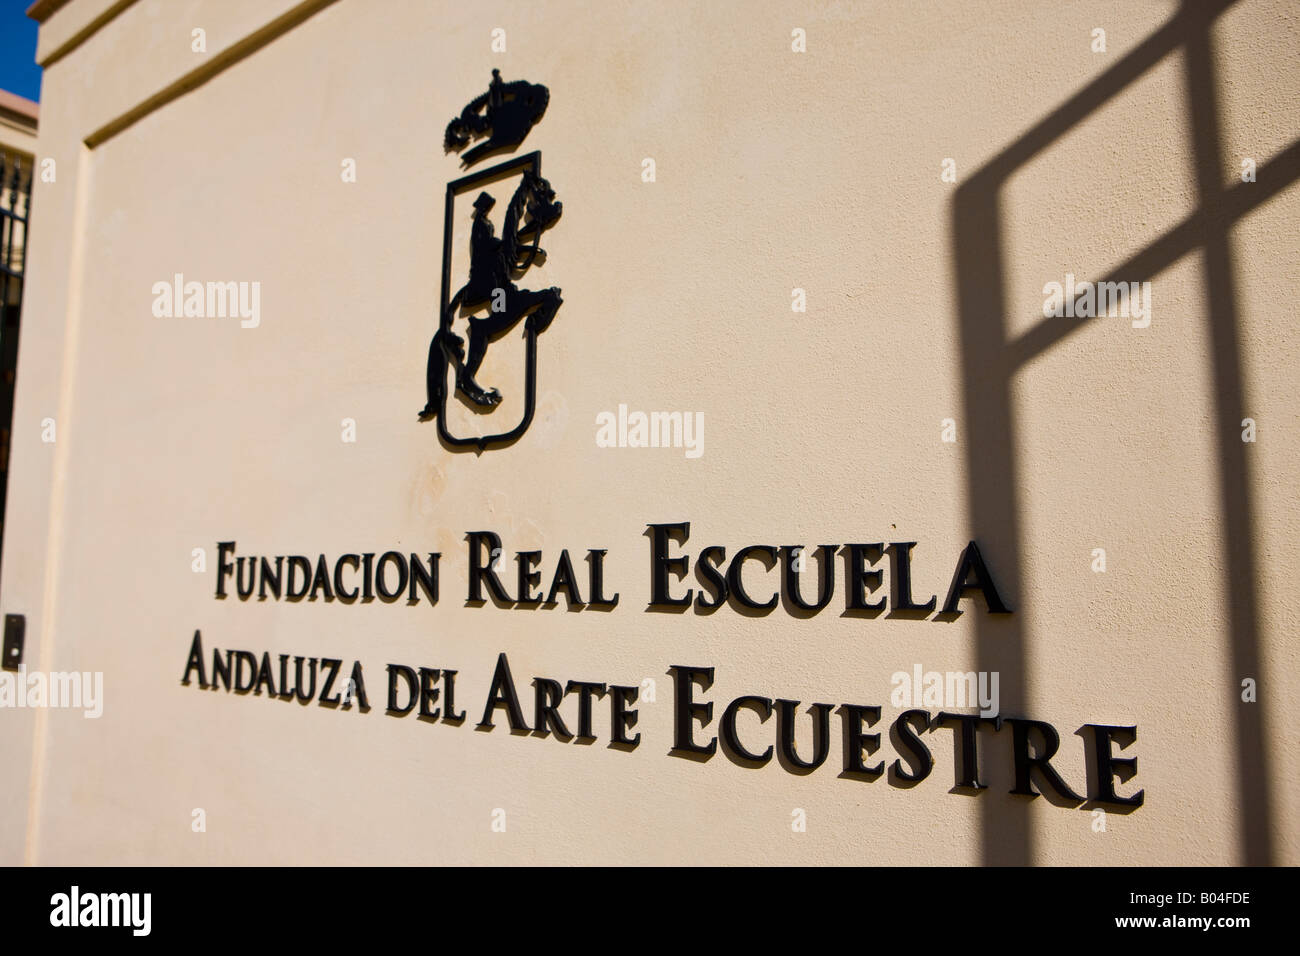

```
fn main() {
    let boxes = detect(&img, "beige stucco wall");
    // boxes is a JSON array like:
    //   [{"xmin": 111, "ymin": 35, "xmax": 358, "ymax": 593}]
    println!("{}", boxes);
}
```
[{"xmin": 0, "ymin": 0, "xmax": 1296, "ymax": 865}]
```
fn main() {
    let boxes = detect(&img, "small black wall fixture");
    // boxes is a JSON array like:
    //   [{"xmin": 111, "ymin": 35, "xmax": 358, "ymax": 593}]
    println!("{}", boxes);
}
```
[
  {"xmin": 421, "ymin": 72, "xmax": 563, "ymax": 453},
  {"xmin": 2, "ymin": 613, "xmax": 23, "ymax": 669}
]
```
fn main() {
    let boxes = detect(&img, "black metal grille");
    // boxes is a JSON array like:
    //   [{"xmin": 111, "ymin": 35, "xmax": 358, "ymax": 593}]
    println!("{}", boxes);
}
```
[
  {"xmin": 0, "ymin": 150, "xmax": 32, "ymax": 585},
  {"xmin": 0, "ymin": 151, "xmax": 28, "ymax": 310}
]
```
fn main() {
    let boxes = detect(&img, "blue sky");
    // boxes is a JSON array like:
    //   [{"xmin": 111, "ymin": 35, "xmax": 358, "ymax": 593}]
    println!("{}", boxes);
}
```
[{"xmin": 0, "ymin": 0, "xmax": 41, "ymax": 101}]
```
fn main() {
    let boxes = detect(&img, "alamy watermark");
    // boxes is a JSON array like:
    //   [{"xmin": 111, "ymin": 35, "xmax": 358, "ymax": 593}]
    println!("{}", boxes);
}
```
[
  {"xmin": 151, "ymin": 273, "xmax": 261, "ymax": 328},
  {"xmin": 890, "ymin": 665, "xmax": 999, "ymax": 717},
  {"xmin": 1042, "ymin": 273, "xmax": 1151, "ymax": 328},
  {"xmin": 596, "ymin": 404, "xmax": 703, "ymax": 458},
  {"xmin": 50, "ymin": 886, "xmax": 150, "ymax": 936},
  {"xmin": 0, "ymin": 666, "xmax": 103, "ymax": 718}
]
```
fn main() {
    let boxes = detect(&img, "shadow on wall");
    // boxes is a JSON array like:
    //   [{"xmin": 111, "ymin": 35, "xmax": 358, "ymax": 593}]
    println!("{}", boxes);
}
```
[{"xmin": 952, "ymin": 0, "xmax": 1296, "ymax": 865}]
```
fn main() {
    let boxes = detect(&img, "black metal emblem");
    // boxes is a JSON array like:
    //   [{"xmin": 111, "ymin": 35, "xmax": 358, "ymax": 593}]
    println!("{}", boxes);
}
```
[
  {"xmin": 421, "ymin": 72, "xmax": 563, "ymax": 452},
  {"xmin": 444, "ymin": 68, "xmax": 550, "ymax": 168}
]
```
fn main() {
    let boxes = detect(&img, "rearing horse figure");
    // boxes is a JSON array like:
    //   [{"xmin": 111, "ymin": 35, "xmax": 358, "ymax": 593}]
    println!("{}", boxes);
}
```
[{"xmin": 420, "ymin": 169, "xmax": 562, "ymax": 418}]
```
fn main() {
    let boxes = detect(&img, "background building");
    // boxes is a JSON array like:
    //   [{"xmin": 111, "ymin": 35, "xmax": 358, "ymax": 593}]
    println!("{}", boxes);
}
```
[{"xmin": 0, "ymin": 86, "xmax": 36, "ymax": 599}]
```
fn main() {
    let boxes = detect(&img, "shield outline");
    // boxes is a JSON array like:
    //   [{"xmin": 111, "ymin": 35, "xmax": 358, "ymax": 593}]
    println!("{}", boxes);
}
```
[{"xmin": 435, "ymin": 151, "xmax": 544, "ymax": 452}]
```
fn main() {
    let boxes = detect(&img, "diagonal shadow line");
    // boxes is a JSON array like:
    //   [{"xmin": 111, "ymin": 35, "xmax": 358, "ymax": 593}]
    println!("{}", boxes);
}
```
[
  {"xmin": 83, "ymin": 0, "xmax": 342, "ymax": 149},
  {"xmin": 1009, "ymin": 138, "xmax": 1300, "ymax": 366},
  {"xmin": 970, "ymin": 0, "xmax": 1237, "ymax": 187},
  {"xmin": 953, "ymin": 0, "xmax": 1288, "ymax": 865},
  {"xmin": 37, "ymin": 0, "xmax": 140, "ymax": 71}
]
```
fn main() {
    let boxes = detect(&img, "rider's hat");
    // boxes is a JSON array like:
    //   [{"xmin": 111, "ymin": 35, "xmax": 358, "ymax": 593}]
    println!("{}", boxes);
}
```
[{"xmin": 472, "ymin": 192, "xmax": 496, "ymax": 213}]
